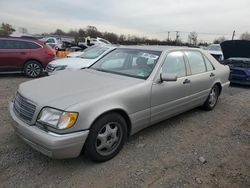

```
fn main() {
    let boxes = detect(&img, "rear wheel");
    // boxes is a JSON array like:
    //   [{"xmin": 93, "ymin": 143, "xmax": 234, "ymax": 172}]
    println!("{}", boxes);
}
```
[
  {"xmin": 24, "ymin": 60, "xmax": 43, "ymax": 78},
  {"xmin": 84, "ymin": 112, "xmax": 127, "ymax": 162},
  {"xmin": 202, "ymin": 85, "xmax": 220, "ymax": 110}
]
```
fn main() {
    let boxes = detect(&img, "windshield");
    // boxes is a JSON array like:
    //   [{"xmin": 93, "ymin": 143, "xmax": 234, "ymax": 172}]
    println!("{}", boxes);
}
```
[
  {"xmin": 79, "ymin": 46, "xmax": 109, "ymax": 59},
  {"xmin": 207, "ymin": 45, "xmax": 221, "ymax": 51},
  {"xmin": 91, "ymin": 48, "xmax": 162, "ymax": 79}
]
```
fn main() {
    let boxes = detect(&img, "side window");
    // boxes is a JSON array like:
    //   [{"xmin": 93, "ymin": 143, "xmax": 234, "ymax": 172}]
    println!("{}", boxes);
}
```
[
  {"xmin": 27, "ymin": 42, "xmax": 41, "ymax": 49},
  {"xmin": 0, "ymin": 40, "xmax": 5, "ymax": 49},
  {"xmin": 0, "ymin": 40, "xmax": 28, "ymax": 49},
  {"xmin": 14, "ymin": 41, "xmax": 29, "ymax": 49},
  {"xmin": 162, "ymin": 51, "xmax": 186, "ymax": 78},
  {"xmin": 204, "ymin": 56, "xmax": 214, "ymax": 71},
  {"xmin": 185, "ymin": 51, "xmax": 206, "ymax": 75},
  {"xmin": 0, "ymin": 40, "xmax": 16, "ymax": 49},
  {"xmin": 46, "ymin": 38, "xmax": 55, "ymax": 43}
]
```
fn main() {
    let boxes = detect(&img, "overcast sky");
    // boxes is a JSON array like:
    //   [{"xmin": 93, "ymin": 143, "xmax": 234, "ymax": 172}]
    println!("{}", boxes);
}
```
[{"xmin": 0, "ymin": 0, "xmax": 249, "ymax": 42}]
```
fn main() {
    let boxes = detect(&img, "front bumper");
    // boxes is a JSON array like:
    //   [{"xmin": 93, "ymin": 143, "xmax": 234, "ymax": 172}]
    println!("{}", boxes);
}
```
[
  {"xmin": 230, "ymin": 74, "xmax": 250, "ymax": 86},
  {"xmin": 9, "ymin": 102, "xmax": 89, "ymax": 159}
]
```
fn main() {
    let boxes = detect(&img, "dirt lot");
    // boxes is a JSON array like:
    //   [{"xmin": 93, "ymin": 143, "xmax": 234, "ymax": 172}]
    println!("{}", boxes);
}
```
[{"xmin": 0, "ymin": 74, "xmax": 250, "ymax": 188}]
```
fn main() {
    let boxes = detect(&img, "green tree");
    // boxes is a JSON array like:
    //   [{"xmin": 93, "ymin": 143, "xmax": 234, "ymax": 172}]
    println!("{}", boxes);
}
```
[{"xmin": 0, "ymin": 23, "xmax": 15, "ymax": 36}]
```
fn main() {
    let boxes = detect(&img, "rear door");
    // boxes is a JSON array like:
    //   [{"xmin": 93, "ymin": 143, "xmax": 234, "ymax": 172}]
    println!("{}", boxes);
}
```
[
  {"xmin": 184, "ymin": 50, "xmax": 215, "ymax": 106},
  {"xmin": 151, "ymin": 51, "xmax": 190, "ymax": 124},
  {"xmin": 0, "ymin": 39, "xmax": 30, "ymax": 71}
]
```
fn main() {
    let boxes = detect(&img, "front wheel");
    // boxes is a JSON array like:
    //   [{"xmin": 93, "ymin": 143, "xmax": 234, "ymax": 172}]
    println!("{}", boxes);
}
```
[
  {"xmin": 24, "ymin": 60, "xmax": 43, "ymax": 78},
  {"xmin": 84, "ymin": 112, "xmax": 127, "ymax": 162},
  {"xmin": 202, "ymin": 85, "xmax": 220, "ymax": 111}
]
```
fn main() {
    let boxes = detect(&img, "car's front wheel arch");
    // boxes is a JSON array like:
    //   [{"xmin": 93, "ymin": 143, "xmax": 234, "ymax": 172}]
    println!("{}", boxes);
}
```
[
  {"xmin": 89, "ymin": 109, "xmax": 132, "ymax": 137},
  {"xmin": 83, "ymin": 111, "xmax": 129, "ymax": 162}
]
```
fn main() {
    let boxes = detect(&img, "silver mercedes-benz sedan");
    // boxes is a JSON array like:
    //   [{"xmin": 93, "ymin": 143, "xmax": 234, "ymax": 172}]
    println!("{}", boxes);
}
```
[{"xmin": 9, "ymin": 46, "xmax": 230, "ymax": 162}]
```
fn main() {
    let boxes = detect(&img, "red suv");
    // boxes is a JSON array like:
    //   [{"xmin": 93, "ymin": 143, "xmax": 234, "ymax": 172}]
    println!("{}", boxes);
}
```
[{"xmin": 0, "ymin": 37, "xmax": 55, "ymax": 77}]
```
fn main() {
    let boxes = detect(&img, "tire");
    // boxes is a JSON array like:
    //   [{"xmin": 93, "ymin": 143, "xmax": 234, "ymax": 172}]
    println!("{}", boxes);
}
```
[
  {"xmin": 84, "ymin": 112, "xmax": 127, "ymax": 162},
  {"xmin": 24, "ymin": 60, "xmax": 43, "ymax": 78},
  {"xmin": 202, "ymin": 85, "xmax": 220, "ymax": 111}
]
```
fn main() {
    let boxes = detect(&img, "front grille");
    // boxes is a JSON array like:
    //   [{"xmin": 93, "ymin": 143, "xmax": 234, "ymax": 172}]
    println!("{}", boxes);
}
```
[
  {"xmin": 13, "ymin": 92, "xmax": 36, "ymax": 122},
  {"xmin": 46, "ymin": 64, "xmax": 56, "ymax": 73}
]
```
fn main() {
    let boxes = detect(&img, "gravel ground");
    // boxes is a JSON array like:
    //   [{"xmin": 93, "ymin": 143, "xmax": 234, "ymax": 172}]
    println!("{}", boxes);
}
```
[{"xmin": 0, "ymin": 74, "xmax": 250, "ymax": 188}]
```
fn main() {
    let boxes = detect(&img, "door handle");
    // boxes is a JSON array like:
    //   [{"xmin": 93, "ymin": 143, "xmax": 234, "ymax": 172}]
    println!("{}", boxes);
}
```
[
  {"xmin": 183, "ymin": 79, "xmax": 191, "ymax": 84},
  {"xmin": 210, "ymin": 72, "xmax": 215, "ymax": 77}
]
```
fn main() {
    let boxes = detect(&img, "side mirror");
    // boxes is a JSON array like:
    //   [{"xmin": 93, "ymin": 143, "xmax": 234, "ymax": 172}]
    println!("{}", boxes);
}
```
[{"xmin": 160, "ymin": 73, "xmax": 177, "ymax": 82}]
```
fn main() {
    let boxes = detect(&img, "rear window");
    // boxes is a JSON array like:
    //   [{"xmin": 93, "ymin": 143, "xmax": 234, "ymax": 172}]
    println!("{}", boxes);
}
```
[{"xmin": 27, "ymin": 41, "xmax": 41, "ymax": 49}]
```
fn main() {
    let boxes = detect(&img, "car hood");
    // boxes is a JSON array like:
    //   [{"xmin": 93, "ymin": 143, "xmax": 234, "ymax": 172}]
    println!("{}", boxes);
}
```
[
  {"xmin": 67, "ymin": 51, "xmax": 84, "ymax": 58},
  {"xmin": 49, "ymin": 57, "xmax": 96, "ymax": 69},
  {"xmin": 18, "ymin": 69, "xmax": 143, "ymax": 110},
  {"xmin": 221, "ymin": 40, "xmax": 250, "ymax": 60}
]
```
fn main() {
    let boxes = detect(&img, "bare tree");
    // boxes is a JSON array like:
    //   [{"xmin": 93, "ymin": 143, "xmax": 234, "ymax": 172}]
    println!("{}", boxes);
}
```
[
  {"xmin": 240, "ymin": 32, "xmax": 250, "ymax": 40},
  {"xmin": 102, "ymin": 32, "xmax": 118, "ymax": 43},
  {"xmin": 18, "ymin": 27, "xmax": 28, "ymax": 34},
  {"xmin": 213, "ymin": 36, "xmax": 226, "ymax": 44},
  {"xmin": 54, "ymin": 29, "xmax": 65, "ymax": 35},
  {"xmin": 86, "ymin": 25, "xmax": 101, "ymax": 38},
  {"xmin": 118, "ymin": 34, "xmax": 126, "ymax": 43},
  {"xmin": 188, "ymin": 32, "xmax": 198, "ymax": 45}
]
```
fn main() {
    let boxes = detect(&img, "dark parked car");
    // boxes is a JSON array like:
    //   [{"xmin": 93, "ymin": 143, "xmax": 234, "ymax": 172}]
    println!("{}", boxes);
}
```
[
  {"xmin": 221, "ymin": 40, "xmax": 250, "ymax": 85},
  {"xmin": 0, "ymin": 37, "xmax": 55, "ymax": 77}
]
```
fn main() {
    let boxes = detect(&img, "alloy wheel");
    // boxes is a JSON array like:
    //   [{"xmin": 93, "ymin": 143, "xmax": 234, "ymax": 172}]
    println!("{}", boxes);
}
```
[
  {"xmin": 208, "ymin": 87, "xmax": 218, "ymax": 107},
  {"xmin": 95, "ymin": 122, "xmax": 122, "ymax": 156},
  {"xmin": 26, "ymin": 63, "xmax": 41, "ymax": 77}
]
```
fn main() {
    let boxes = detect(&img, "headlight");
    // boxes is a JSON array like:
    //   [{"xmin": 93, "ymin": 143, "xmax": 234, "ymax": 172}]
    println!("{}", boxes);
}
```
[
  {"xmin": 55, "ymin": 65, "xmax": 67, "ymax": 71},
  {"xmin": 37, "ymin": 107, "xmax": 78, "ymax": 129}
]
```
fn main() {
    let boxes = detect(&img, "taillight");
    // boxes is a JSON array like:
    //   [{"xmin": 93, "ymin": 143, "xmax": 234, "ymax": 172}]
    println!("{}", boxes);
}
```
[{"xmin": 47, "ymin": 50, "xmax": 55, "ymax": 56}]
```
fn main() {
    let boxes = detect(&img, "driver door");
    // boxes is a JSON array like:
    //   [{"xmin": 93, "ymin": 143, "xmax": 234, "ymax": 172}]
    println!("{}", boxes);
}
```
[{"xmin": 151, "ymin": 51, "xmax": 191, "ymax": 124}]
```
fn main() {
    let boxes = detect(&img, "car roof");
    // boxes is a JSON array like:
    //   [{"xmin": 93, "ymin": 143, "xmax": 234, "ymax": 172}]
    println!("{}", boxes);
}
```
[
  {"xmin": 0, "ymin": 36, "xmax": 46, "ymax": 47},
  {"xmin": 116, "ymin": 45, "xmax": 197, "ymax": 52}
]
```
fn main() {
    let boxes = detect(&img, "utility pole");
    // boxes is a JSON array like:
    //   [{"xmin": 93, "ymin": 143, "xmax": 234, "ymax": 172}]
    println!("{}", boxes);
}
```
[
  {"xmin": 167, "ymin": 31, "xmax": 170, "ymax": 41},
  {"xmin": 232, "ymin": 30, "xmax": 235, "ymax": 40},
  {"xmin": 175, "ymin": 31, "xmax": 179, "ymax": 42}
]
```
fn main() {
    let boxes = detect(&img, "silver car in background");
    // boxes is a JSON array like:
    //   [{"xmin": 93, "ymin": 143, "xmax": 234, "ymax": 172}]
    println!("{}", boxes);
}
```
[{"xmin": 9, "ymin": 46, "xmax": 230, "ymax": 162}]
